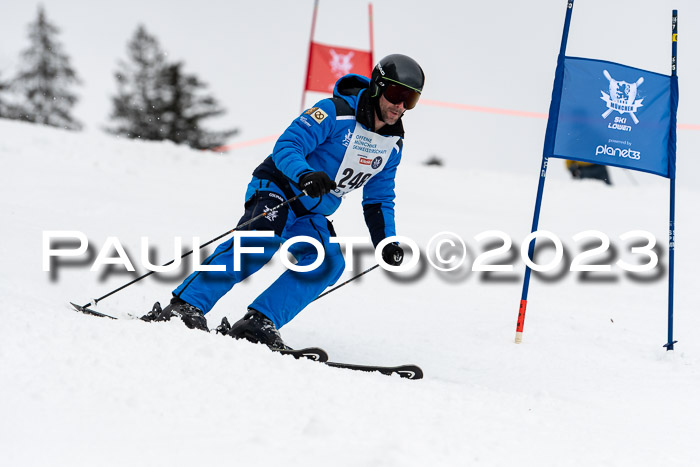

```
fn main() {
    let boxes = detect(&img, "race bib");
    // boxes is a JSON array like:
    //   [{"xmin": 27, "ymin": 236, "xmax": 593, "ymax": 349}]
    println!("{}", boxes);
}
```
[{"xmin": 331, "ymin": 123, "xmax": 399, "ymax": 197}]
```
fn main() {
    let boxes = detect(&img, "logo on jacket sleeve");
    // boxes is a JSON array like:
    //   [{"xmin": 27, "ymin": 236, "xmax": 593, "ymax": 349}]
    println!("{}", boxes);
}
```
[{"xmin": 305, "ymin": 106, "xmax": 328, "ymax": 124}]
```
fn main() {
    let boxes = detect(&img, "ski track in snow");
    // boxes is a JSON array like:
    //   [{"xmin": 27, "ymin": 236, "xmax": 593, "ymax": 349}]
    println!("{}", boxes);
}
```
[{"xmin": 2, "ymin": 120, "xmax": 700, "ymax": 466}]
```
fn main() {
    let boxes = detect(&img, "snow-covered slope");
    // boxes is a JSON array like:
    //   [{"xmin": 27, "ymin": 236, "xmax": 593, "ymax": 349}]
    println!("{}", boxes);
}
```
[{"xmin": 2, "ymin": 119, "xmax": 699, "ymax": 466}]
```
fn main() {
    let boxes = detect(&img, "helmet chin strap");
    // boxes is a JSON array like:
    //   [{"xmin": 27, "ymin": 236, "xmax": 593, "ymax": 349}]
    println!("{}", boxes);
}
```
[
  {"xmin": 373, "ymin": 93, "xmax": 386, "ymax": 124},
  {"xmin": 370, "ymin": 80, "xmax": 386, "ymax": 124}
]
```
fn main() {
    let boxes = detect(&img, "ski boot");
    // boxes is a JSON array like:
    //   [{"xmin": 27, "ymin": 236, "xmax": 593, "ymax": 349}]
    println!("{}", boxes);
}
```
[
  {"xmin": 141, "ymin": 296, "xmax": 209, "ymax": 332},
  {"xmin": 220, "ymin": 309, "xmax": 289, "ymax": 350}
]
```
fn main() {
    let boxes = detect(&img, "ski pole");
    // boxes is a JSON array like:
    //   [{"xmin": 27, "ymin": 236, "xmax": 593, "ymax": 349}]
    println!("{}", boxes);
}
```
[
  {"xmin": 623, "ymin": 169, "xmax": 639, "ymax": 186},
  {"xmin": 312, "ymin": 264, "xmax": 379, "ymax": 302},
  {"xmin": 75, "ymin": 192, "xmax": 307, "ymax": 310}
]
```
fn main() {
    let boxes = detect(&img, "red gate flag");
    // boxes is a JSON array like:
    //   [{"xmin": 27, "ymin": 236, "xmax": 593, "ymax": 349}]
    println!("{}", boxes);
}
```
[{"xmin": 305, "ymin": 42, "xmax": 373, "ymax": 93}]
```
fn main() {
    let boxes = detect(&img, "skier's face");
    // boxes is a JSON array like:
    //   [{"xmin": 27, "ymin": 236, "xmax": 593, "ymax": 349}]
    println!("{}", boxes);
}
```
[{"xmin": 378, "ymin": 94, "xmax": 405, "ymax": 125}]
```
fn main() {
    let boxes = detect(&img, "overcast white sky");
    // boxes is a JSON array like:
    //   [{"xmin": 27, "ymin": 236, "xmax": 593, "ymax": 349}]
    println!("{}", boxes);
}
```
[{"xmin": 2, "ymin": 0, "xmax": 698, "ymax": 175}]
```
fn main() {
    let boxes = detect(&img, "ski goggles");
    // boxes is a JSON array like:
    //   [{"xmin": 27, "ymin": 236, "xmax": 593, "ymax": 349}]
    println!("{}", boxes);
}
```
[{"xmin": 382, "ymin": 83, "xmax": 421, "ymax": 110}]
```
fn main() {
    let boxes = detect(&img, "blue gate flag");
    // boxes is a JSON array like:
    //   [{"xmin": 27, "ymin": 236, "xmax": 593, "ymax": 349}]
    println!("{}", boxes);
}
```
[{"xmin": 550, "ymin": 57, "xmax": 677, "ymax": 178}]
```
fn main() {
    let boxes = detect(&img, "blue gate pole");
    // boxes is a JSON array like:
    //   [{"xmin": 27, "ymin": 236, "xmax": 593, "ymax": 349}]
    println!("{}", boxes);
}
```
[
  {"xmin": 515, "ymin": 0, "xmax": 575, "ymax": 343},
  {"xmin": 664, "ymin": 10, "xmax": 679, "ymax": 351}
]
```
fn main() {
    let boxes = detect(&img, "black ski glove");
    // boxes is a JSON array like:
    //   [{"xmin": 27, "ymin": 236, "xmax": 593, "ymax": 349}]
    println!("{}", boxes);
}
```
[
  {"xmin": 381, "ymin": 242, "xmax": 404, "ymax": 266},
  {"xmin": 299, "ymin": 171, "xmax": 337, "ymax": 198}
]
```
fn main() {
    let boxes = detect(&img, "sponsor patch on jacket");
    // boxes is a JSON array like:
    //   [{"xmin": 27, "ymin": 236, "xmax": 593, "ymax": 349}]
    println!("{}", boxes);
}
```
[{"xmin": 308, "ymin": 108, "xmax": 328, "ymax": 124}]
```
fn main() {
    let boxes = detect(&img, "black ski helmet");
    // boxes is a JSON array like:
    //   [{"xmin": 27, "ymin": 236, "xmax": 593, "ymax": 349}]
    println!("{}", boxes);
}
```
[{"xmin": 370, "ymin": 54, "xmax": 425, "ymax": 100}]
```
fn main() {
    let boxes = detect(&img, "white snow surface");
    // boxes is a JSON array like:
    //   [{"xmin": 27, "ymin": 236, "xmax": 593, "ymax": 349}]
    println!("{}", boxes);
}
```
[{"xmin": 2, "ymin": 119, "xmax": 700, "ymax": 466}]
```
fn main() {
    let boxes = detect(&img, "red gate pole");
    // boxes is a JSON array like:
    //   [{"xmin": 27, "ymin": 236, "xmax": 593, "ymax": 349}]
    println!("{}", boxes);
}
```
[
  {"xmin": 368, "ymin": 3, "xmax": 375, "ymax": 68},
  {"xmin": 301, "ymin": 0, "xmax": 320, "ymax": 113}
]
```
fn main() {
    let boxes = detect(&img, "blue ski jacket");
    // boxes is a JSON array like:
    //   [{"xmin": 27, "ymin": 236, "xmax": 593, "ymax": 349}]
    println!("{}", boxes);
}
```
[{"xmin": 251, "ymin": 74, "xmax": 405, "ymax": 246}]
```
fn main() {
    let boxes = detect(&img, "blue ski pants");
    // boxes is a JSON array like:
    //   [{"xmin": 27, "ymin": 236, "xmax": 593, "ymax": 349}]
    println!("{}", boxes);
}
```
[{"xmin": 173, "ymin": 179, "xmax": 345, "ymax": 328}]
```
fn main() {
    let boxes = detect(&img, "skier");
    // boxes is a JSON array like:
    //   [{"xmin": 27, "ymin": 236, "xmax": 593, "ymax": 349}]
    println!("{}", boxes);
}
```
[{"xmin": 142, "ymin": 54, "xmax": 425, "ymax": 350}]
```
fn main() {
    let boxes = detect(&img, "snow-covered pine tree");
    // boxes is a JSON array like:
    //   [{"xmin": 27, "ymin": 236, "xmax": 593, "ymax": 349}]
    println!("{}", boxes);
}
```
[
  {"xmin": 0, "ymin": 72, "xmax": 14, "ymax": 119},
  {"xmin": 108, "ymin": 25, "xmax": 236, "ymax": 149},
  {"xmin": 157, "ymin": 62, "xmax": 237, "ymax": 149},
  {"xmin": 107, "ymin": 25, "xmax": 168, "ymax": 141},
  {"xmin": 13, "ymin": 6, "xmax": 82, "ymax": 130}
]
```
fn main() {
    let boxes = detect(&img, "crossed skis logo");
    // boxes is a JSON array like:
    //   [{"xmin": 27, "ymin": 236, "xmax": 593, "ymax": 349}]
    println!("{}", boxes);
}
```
[
  {"xmin": 600, "ymin": 70, "xmax": 644, "ymax": 124},
  {"xmin": 263, "ymin": 205, "xmax": 278, "ymax": 222}
]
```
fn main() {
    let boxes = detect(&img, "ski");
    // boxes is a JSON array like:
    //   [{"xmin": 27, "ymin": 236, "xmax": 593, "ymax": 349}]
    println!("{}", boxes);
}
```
[
  {"xmin": 69, "ymin": 303, "xmax": 422, "ymax": 379},
  {"xmin": 70, "ymin": 302, "xmax": 117, "ymax": 320},
  {"xmin": 277, "ymin": 346, "xmax": 423, "ymax": 379},
  {"xmin": 325, "ymin": 361, "xmax": 423, "ymax": 380},
  {"xmin": 274, "ymin": 347, "xmax": 329, "ymax": 362}
]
